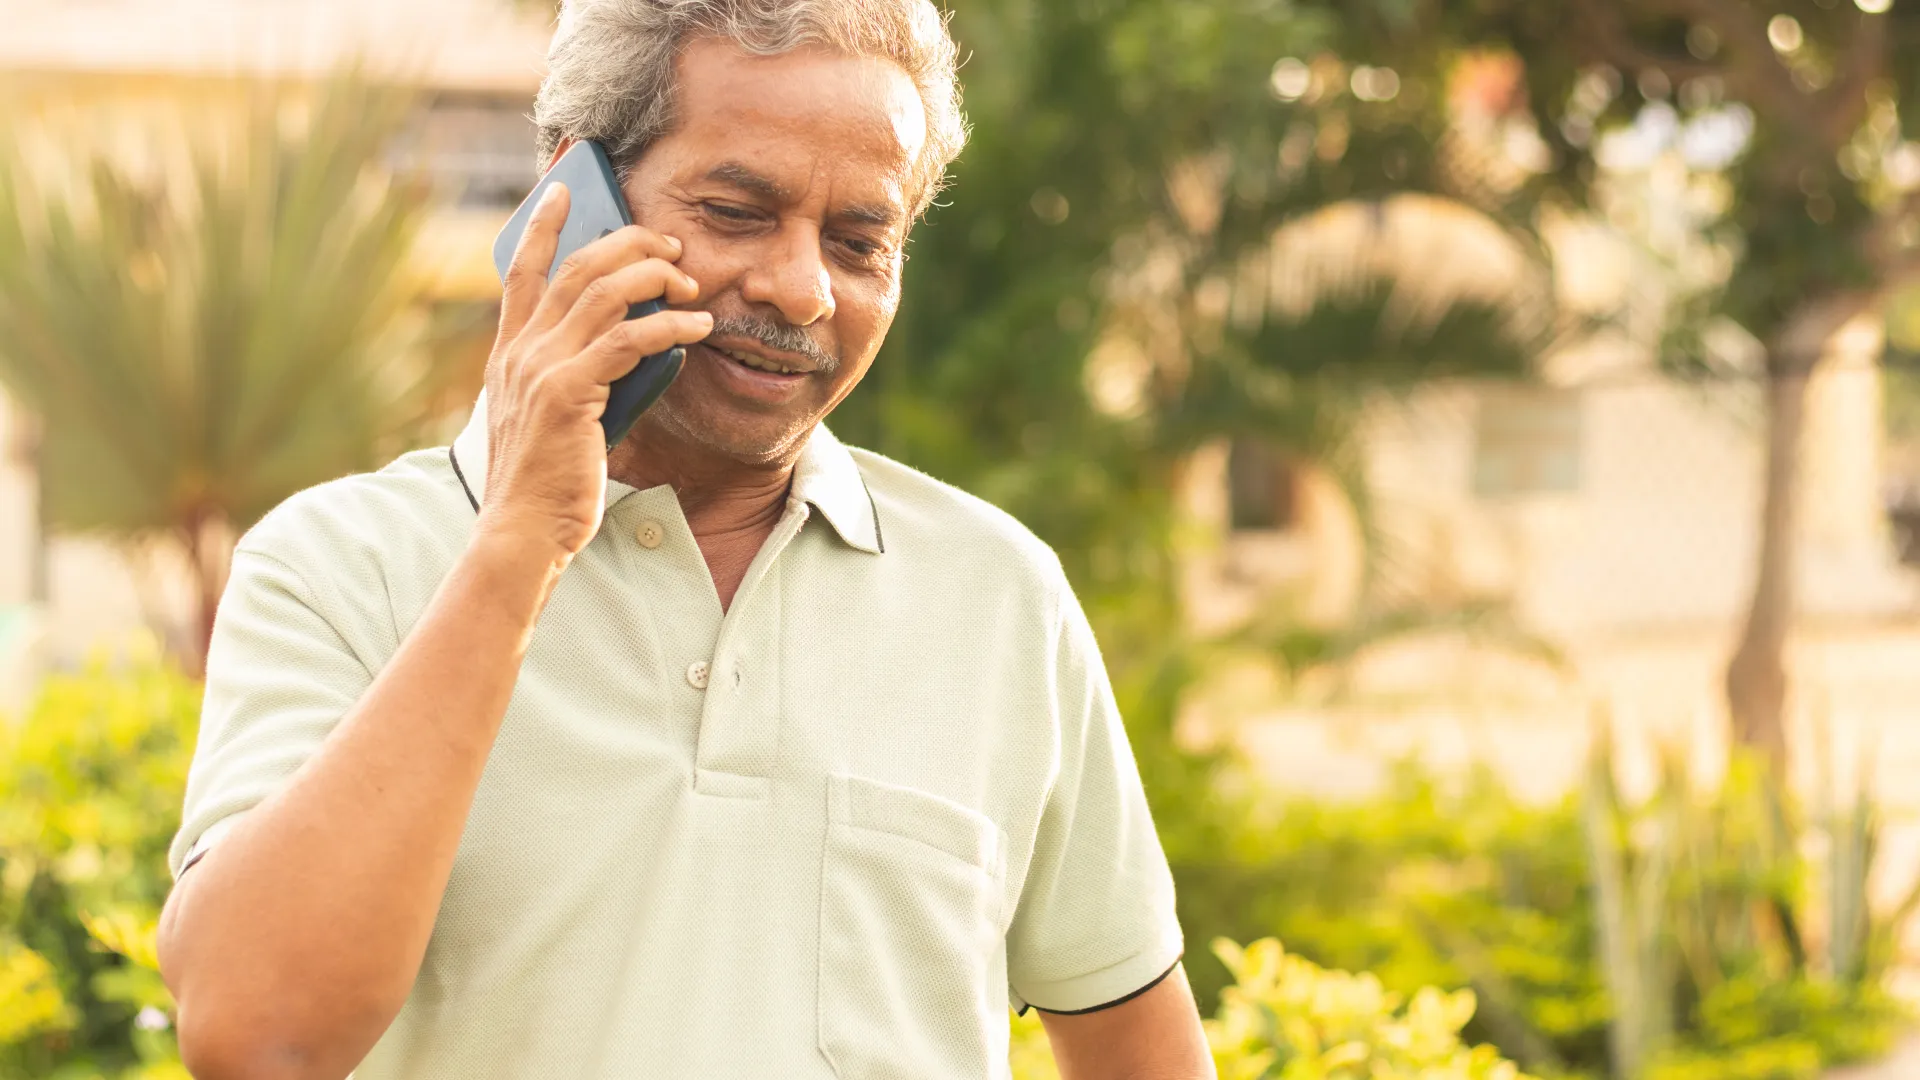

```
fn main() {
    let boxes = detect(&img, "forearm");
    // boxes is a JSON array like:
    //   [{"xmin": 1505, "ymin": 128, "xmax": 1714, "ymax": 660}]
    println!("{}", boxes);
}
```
[
  {"xmin": 159, "ymin": 530, "xmax": 564, "ymax": 1080},
  {"xmin": 1041, "ymin": 965, "xmax": 1215, "ymax": 1080}
]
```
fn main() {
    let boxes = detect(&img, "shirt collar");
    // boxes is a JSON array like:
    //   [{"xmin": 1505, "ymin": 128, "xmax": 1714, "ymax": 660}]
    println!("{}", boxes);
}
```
[
  {"xmin": 449, "ymin": 391, "xmax": 883, "ymax": 555},
  {"xmin": 788, "ymin": 423, "xmax": 885, "ymax": 555}
]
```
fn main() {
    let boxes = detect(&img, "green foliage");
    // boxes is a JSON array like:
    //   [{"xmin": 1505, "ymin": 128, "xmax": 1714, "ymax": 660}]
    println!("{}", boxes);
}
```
[
  {"xmin": 832, "ymin": 0, "xmax": 1560, "ymax": 636},
  {"xmin": 1319, "ymin": 0, "xmax": 1920, "ymax": 352},
  {"xmin": 0, "ymin": 71, "xmax": 451, "ymax": 534},
  {"xmin": 1166, "ymin": 761, "xmax": 1608, "ymax": 1075},
  {"xmin": 1151, "ymin": 744, "xmax": 1911, "ymax": 1080},
  {"xmin": 0, "ymin": 943, "xmax": 66, "ymax": 1046},
  {"xmin": 1575, "ymin": 731, "xmax": 1912, "ymax": 1080},
  {"xmin": 1009, "ymin": 937, "xmax": 1537, "ymax": 1080},
  {"xmin": 1207, "ymin": 938, "xmax": 1535, "ymax": 1080},
  {"xmin": 0, "ymin": 71, "xmax": 472, "ymax": 666},
  {"xmin": 0, "ymin": 655, "xmax": 196, "ymax": 1079}
]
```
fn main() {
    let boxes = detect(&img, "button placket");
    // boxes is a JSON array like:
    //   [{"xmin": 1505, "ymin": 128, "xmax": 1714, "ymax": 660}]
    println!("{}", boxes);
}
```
[
  {"xmin": 690, "ymin": 512, "xmax": 804, "ymax": 790},
  {"xmin": 613, "ymin": 489, "xmax": 727, "ymax": 770}
]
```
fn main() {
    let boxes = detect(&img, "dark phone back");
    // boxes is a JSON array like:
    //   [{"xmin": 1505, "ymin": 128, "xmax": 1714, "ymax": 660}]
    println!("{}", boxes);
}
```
[{"xmin": 492, "ymin": 140, "xmax": 685, "ymax": 450}]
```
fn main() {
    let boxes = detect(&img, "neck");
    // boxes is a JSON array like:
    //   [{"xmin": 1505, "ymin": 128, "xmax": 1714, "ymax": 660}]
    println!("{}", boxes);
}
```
[{"xmin": 608, "ymin": 419, "xmax": 797, "ymax": 543}]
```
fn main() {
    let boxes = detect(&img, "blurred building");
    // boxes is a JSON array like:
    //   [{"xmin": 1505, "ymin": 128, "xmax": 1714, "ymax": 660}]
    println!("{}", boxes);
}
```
[
  {"xmin": 0, "ymin": 0, "xmax": 552, "ymax": 697},
  {"xmin": 1173, "ymin": 202, "xmax": 1920, "ymax": 811},
  {"xmin": 1181, "ymin": 197, "xmax": 1917, "ymax": 647}
]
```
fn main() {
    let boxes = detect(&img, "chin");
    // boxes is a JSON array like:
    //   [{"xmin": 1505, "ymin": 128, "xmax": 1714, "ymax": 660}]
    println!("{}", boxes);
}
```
[{"xmin": 648, "ymin": 396, "xmax": 818, "ymax": 466}]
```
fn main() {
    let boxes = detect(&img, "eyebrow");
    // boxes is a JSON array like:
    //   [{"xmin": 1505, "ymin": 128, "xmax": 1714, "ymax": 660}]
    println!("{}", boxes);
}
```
[
  {"xmin": 834, "ymin": 203, "xmax": 902, "ymax": 230},
  {"xmin": 706, "ymin": 162, "xmax": 788, "ymax": 202},
  {"xmin": 704, "ymin": 161, "xmax": 903, "ymax": 231}
]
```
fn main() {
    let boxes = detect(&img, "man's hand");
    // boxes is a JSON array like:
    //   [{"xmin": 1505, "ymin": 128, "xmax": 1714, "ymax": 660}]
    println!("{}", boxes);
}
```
[
  {"xmin": 1040, "ymin": 964, "xmax": 1216, "ymax": 1080},
  {"xmin": 480, "ymin": 182, "xmax": 713, "ymax": 563}
]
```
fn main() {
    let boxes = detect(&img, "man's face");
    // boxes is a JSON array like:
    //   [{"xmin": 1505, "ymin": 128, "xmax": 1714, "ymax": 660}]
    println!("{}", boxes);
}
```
[{"xmin": 620, "ymin": 38, "xmax": 927, "ymax": 465}]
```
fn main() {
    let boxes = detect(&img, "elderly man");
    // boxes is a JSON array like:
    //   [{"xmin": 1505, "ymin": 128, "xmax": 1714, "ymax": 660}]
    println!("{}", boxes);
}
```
[{"xmin": 158, "ymin": 2, "xmax": 1209, "ymax": 1077}]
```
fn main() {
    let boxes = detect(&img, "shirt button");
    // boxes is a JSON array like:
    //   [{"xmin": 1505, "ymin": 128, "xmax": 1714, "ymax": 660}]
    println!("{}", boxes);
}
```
[
  {"xmin": 686, "ymin": 660, "xmax": 711, "ymax": 690},
  {"xmin": 636, "ymin": 521, "xmax": 665, "ymax": 549}
]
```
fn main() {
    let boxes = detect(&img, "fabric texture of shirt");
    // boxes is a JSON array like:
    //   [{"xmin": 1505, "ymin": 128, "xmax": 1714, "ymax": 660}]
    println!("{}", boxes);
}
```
[{"xmin": 170, "ymin": 393, "xmax": 1184, "ymax": 1079}]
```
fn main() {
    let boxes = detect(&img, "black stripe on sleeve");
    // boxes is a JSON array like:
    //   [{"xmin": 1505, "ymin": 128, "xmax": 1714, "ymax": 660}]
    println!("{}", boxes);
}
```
[
  {"xmin": 1026, "ymin": 954, "xmax": 1184, "ymax": 1017},
  {"xmin": 179, "ymin": 844, "xmax": 211, "ymax": 875}
]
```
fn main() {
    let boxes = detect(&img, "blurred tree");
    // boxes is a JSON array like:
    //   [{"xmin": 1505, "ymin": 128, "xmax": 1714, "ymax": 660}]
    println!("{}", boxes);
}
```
[
  {"xmin": 0, "ymin": 72, "xmax": 465, "ymax": 673},
  {"xmin": 829, "ymin": 0, "xmax": 1566, "ymax": 653},
  {"xmin": 1313, "ymin": 0, "xmax": 1920, "ymax": 769}
]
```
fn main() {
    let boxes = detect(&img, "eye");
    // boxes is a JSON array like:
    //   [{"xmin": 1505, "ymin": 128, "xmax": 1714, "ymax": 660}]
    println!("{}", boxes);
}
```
[
  {"xmin": 841, "ymin": 237, "xmax": 881, "ymax": 258},
  {"xmin": 702, "ymin": 202, "xmax": 759, "ymax": 223}
]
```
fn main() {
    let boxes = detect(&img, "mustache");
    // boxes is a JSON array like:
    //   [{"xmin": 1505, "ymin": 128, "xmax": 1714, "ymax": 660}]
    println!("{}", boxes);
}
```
[{"xmin": 705, "ymin": 314, "xmax": 839, "ymax": 373}]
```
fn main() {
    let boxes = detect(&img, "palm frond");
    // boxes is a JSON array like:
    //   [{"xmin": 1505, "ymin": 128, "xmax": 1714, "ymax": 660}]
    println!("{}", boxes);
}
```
[{"xmin": 0, "ymin": 69, "xmax": 462, "ymax": 538}]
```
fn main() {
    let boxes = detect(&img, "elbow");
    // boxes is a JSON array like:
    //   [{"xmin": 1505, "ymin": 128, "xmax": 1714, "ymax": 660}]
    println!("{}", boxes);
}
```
[
  {"xmin": 160, "ymin": 909, "xmax": 308, "ymax": 1080},
  {"xmin": 175, "ymin": 1028, "xmax": 260, "ymax": 1080},
  {"xmin": 175, "ymin": 1003, "xmax": 325, "ymax": 1080},
  {"xmin": 176, "ymin": 1020, "xmax": 286, "ymax": 1080},
  {"xmin": 173, "ymin": 986, "xmax": 391, "ymax": 1080},
  {"xmin": 171, "ymin": 976, "xmax": 405, "ymax": 1080},
  {"xmin": 160, "ymin": 889, "xmax": 399, "ymax": 1080}
]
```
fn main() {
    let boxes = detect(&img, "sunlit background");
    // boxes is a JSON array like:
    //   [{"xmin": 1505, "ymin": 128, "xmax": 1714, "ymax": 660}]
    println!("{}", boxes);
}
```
[{"xmin": 4, "ymin": 1, "xmax": 1920, "ymax": 1078}]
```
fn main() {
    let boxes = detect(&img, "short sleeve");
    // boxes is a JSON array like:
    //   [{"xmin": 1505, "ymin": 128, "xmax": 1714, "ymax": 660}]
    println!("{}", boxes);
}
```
[
  {"xmin": 1004, "ymin": 587, "xmax": 1183, "ymax": 1014},
  {"xmin": 167, "ymin": 548, "xmax": 376, "ymax": 878}
]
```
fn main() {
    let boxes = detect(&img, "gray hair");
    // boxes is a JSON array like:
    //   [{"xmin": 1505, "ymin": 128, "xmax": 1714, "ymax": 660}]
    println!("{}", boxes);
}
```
[{"xmin": 535, "ymin": 0, "xmax": 967, "ymax": 220}]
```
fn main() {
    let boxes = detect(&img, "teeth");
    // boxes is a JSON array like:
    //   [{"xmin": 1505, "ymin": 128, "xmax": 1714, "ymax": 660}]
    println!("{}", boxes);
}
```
[{"xmin": 720, "ymin": 346, "xmax": 800, "ymax": 375}]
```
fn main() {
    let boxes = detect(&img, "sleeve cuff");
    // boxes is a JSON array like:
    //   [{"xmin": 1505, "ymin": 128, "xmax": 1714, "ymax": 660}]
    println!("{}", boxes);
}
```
[{"xmin": 1010, "ymin": 925, "xmax": 1185, "ymax": 1015}]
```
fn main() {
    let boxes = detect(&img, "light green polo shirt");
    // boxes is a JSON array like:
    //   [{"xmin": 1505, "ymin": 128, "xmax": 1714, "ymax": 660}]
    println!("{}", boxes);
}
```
[{"xmin": 170, "ymin": 397, "xmax": 1183, "ymax": 1079}]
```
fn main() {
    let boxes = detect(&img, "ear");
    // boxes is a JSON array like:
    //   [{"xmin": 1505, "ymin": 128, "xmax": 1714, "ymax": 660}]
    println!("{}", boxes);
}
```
[{"xmin": 543, "ymin": 136, "xmax": 577, "ymax": 174}]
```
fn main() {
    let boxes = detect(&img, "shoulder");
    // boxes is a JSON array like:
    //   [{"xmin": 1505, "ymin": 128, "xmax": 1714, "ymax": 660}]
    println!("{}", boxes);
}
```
[
  {"xmin": 207, "ymin": 447, "xmax": 469, "ymax": 674},
  {"xmin": 846, "ymin": 444, "xmax": 1070, "ymax": 602},
  {"xmin": 233, "ymin": 446, "xmax": 471, "ymax": 590}
]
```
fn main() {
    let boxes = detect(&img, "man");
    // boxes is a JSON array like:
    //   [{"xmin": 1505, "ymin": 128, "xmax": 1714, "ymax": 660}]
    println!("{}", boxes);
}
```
[{"xmin": 158, "ymin": 2, "xmax": 1211, "ymax": 1077}]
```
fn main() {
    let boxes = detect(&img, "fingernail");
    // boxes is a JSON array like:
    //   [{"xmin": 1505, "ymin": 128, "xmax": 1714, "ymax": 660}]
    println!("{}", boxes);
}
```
[{"xmin": 668, "ymin": 235, "xmax": 684, "ymax": 254}]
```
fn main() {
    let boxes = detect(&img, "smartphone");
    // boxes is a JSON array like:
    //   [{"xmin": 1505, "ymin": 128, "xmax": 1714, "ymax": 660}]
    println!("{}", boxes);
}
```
[{"xmin": 492, "ymin": 140, "xmax": 686, "ymax": 450}]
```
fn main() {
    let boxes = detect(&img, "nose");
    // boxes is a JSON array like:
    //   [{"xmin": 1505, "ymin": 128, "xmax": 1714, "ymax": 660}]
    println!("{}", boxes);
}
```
[{"xmin": 740, "ymin": 222, "xmax": 836, "ymax": 328}]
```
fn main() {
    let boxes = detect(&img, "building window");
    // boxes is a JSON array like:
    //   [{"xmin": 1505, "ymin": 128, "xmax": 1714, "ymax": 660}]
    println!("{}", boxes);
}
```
[
  {"xmin": 392, "ymin": 95, "xmax": 540, "ymax": 210},
  {"xmin": 1473, "ymin": 387, "xmax": 1582, "ymax": 498},
  {"xmin": 1227, "ymin": 438, "xmax": 1300, "ymax": 531}
]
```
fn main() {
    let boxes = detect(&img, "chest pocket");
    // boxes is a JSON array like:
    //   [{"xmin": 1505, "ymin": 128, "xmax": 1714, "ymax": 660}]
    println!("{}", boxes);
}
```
[{"xmin": 818, "ymin": 774, "xmax": 1009, "ymax": 1080}]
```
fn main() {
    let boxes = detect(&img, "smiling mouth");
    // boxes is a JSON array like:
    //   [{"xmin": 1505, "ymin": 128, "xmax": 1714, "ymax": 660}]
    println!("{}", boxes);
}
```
[{"xmin": 710, "ymin": 343, "xmax": 809, "ymax": 376}]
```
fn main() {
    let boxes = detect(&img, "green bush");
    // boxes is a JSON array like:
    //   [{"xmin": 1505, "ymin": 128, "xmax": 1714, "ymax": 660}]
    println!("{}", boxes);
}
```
[
  {"xmin": 0, "ymin": 654, "xmax": 194, "ymax": 1080},
  {"xmin": 1152, "ymin": 745, "xmax": 1911, "ymax": 1080},
  {"xmin": 1009, "ymin": 937, "xmax": 1537, "ymax": 1080},
  {"xmin": 1165, "ymin": 762, "xmax": 1610, "ymax": 1072}
]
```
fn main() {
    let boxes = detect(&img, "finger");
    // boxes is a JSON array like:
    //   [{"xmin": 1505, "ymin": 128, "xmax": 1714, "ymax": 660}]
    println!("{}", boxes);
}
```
[
  {"xmin": 532, "ymin": 225, "xmax": 685, "ymax": 328},
  {"xmin": 555, "ymin": 259, "xmax": 701, "ymax": 348},
  {"xmin": 500, "ymin": 183, "xmax": 570, "ymax": 340},
  {"xmin": 574, "ymin": 309, "xmax": 714, "ymax": 385}
]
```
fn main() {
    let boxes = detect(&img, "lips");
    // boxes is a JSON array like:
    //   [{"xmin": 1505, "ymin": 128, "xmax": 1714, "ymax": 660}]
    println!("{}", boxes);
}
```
[
  {"xmin": 704, "ymin": 337, "xmax": 815, "ymax": 376},
  {"xmin": 690, "ymin": 341, "xmax": 814, "ymax": 405},
  {"xmin": 713, "ymin": 345, "xmax": 801, "ymax": 374}
]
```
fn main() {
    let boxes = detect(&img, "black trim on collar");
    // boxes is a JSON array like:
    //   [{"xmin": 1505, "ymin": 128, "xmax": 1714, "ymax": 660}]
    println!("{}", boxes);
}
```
[
  {"xmin": 1023, "ymin": 955, "xmax": 1184, "ymax": 1017},
  {"xmin": 449, "ymin": 445, "xmax": 479, "ymax": 514},
  {"xmin": 861, "ymin": 475, "xmax": 886, "ymax": 554}
]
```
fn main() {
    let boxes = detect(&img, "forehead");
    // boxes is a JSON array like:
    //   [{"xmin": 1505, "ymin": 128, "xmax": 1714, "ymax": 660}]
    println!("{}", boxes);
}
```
[{"xmin": 665, "ymin": 38, "xmax": 927, "ymax": 207}]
